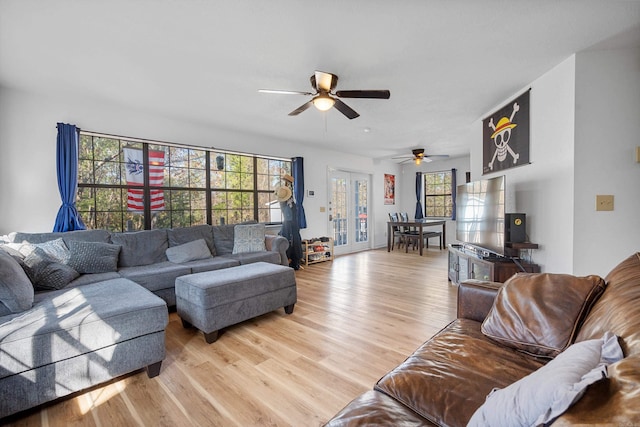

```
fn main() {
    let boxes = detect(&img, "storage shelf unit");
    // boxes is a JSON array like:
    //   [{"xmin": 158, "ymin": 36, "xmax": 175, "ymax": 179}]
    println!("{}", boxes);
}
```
[
  {"xmin": 303, "ymin": 239, "xmax": 334, "ymax": 265},
  {"xmin": 448, "ymin": 244, "xmax": 539, "ymax": 285}
]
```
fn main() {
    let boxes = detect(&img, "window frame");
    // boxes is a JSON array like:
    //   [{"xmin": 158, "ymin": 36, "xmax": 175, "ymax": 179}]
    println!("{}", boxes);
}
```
[
  {"xmin": 423, "ymin": 170, "xmax": 453, "ymax": 219},
  {"xmin": 77, "ymin": 131, "xmax": 291, "ymax": 231}
]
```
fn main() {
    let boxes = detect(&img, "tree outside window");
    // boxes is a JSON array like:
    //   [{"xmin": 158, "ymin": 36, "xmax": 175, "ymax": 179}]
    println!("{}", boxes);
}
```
[
  {"xmin": 424, "ymin": 171, "xmax": 453, "ymax": 218},
  {"xmin": 77, "ymin": 132, "xmax": 290, "ymax": 231}
]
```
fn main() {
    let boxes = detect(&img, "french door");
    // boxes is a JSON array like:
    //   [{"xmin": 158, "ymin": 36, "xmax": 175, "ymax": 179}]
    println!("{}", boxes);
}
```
[{"xmin": 328, "ymin": 170, "xmax": 371, "ymax": 255}]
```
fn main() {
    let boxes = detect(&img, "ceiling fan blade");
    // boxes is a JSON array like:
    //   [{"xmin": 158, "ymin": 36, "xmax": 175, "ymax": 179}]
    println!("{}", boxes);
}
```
[
  {"xmin": 425, "ymin": 155, "xmax": 450, "ymax": 159},
  {"xmin": 315, "ymin": 71, "xmax": 336, "ymax": 92},
  {"xmin": 333, "ymin": 99, "xmax": 360, "ymax": 119},
  {"xmin": 288, "ymin": 100, "xmax": 313, "ymax": 116},
  {"xmin": 259, "ymin": 89, "xmax": 313, "ymax": 95},
  {"xmin": 336, "ymin": 90, "xmax": 391, "ymax": 99}
]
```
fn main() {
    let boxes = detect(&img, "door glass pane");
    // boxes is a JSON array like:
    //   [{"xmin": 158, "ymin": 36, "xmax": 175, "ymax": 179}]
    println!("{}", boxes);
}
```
[
  {"xmin": 331, "ymin": 177, "xmax": 348, "ymax": 246},
  {"xmin": 354, "ymin": 178, "xmax": 368, "ymax": 243}
]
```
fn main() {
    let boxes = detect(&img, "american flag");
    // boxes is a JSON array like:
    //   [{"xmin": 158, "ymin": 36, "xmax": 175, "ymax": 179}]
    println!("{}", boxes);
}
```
[{"xmin": 123, "ymin": 147, "xmax": 165, "ymax": 212}]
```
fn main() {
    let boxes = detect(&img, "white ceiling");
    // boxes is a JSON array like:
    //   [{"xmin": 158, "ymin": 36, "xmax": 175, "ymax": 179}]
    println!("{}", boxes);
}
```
[{"xmin": 1, "ymin": 1, "xmax": 640, "ymax": 161}]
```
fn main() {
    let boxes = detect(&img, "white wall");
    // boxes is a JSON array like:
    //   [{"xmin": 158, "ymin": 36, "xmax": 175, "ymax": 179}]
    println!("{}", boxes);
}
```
[
  {"xmin": 0, "ymin": 85, "xmax": 399, "ymax": 250},
  {"xmin": 469, "ymin": 56, "xmax": 577, "ymax": 273},
  {"xmin": 573, "ymin": 47, "xmax": 640, "ymax": 275}
]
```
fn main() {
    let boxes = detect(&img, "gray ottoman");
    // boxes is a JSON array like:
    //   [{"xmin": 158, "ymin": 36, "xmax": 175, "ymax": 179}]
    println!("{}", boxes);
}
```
[{"xmin": 175, "ymin": 262, "xmax": 297, "ymax": 343}]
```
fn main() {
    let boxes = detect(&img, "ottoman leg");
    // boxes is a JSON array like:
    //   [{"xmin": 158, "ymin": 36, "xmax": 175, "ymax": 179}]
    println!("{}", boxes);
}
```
[
  {"xmin": 284, "ymin": 304, "xmax": 295, "ymax": 314},
  {"xmin": 181, "ymin": 318, "xmax": 193, "ymax": 329},
  {"xmin": 204, "ymin": 330, "xmax": 219, "ymax": 344}
]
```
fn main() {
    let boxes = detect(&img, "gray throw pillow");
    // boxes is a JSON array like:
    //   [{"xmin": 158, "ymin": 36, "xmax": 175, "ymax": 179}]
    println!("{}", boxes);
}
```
[
  {"xmin": 67, "ymin": 240, "xmax": 121, "ymax": 274},
  {"xmin": 468, "ymin": 332, "xmax": 623, "ymax": 426},
  {"xmin": 19, "ymin": 238, "xmax": 71, "ymax": 264},
  {"xmin": 166, "ymin": 239, "xmax": 213, "ymax": 263},
  {"xmin": 232, "ymin": 224, "xmax": 266, "ymax": 254},
  {"xmin": 167, "ymin": 225, "xmax": 216, "ymax": 256},
  {"xmin": 22, "ymin": 247, "xmax": 79, "ymax": 291},
  {"xmin": 0, "ymin": 250, "xmax": 34, "ymax": 314}
]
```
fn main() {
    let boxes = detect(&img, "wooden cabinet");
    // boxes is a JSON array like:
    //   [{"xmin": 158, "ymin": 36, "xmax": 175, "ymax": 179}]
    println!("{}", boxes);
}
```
[
  {"xmin": 448, "ymin": 244, "xmax": 539, "ymax": 285},
  {"xmin": 303, "ymin": 239, "xmax": 334, "ymax": 265}
]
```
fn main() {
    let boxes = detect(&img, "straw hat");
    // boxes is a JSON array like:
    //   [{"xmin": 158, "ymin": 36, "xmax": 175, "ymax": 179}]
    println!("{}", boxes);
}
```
[
  {"xmin": 274, "ymin": 185, "xmax": 292, "ymax": 202},
  {"xmin": 282, "ymin": 174, "xmax": 294, "ymax": 184}
]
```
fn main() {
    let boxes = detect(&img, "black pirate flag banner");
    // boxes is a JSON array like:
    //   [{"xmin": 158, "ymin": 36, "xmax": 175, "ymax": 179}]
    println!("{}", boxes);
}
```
[{"xmin": 482, "ymin": 90, "xmax": 530, "ymax": 174}]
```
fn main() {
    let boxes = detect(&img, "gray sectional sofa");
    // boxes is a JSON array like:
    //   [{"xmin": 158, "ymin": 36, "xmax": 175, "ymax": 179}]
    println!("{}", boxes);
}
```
[
  {"xmin": 0, "ymin": 223, "xmax": 289, "ymax": 419},
  {"xmin": 5, "ymin": 223, "xmax": 289, "ymax": 307}
]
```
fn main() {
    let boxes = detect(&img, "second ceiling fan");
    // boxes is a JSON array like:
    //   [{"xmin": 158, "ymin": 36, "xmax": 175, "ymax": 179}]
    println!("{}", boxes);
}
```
[
  {"xmin": 394, "ymin": 149, "xmax": 450, "ymax": 165},
  {"xmin": 259, "ymin": 70, "xmax": 390, "ymax": 119}
]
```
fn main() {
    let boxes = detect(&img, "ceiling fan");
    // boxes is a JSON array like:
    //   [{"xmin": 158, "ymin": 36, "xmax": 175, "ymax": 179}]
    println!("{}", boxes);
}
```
[
  {"xmin": 393, "ymin": 148, "xmax": 450, "ymax": 165},
  {"xmin": 259, "ymin": 70, "xmax": 390, "ymax": 119}
]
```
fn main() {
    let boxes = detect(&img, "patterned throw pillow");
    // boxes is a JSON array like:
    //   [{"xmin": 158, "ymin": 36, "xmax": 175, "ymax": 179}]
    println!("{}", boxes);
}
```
[
  {"xmin": 67, "ymin": 240, "xmax": 121, "ymax": 274},
  {"xmin": 232, "ymin": 224, "xmax": 266, "ymax": 254},
  {"xmin": 22, "ymin": 247, "xmax": 79, "ymax": 291}
]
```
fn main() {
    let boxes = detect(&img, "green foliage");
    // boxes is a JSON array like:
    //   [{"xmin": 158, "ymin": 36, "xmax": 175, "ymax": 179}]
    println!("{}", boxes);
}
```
[{"xmin": 77, "ymin": 134, "xmax": 290, "ymax": 230}]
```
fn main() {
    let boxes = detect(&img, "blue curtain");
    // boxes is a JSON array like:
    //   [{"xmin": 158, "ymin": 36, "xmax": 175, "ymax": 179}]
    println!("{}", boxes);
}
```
[
  {"xmin": 415, "ymin": 172, "xmax": 424, "ymax": 219},
  {"xmin": 451, "ymin": 168, "xmax": 457, "ymax": 220},
  {"xmin": 53, "ymin": 123, "xmax": 86, "ymax": 232},
  {"xmin": 292, "ymin": 157, "xmax": 307, "ymax": 229}
]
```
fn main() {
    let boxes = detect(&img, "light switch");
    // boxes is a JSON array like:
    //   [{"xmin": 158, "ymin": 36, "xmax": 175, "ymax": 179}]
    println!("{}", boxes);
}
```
[
  {"xmin": 319, "ymin": 206, "xmax": 326, "ymax": 212},
  {"xmin": 596, "ymin": 195, "xmax": 614, "ymax": 211},
  {"xmin": 636, "ymin": 146, "xmax": 640, "ymax": 163}
]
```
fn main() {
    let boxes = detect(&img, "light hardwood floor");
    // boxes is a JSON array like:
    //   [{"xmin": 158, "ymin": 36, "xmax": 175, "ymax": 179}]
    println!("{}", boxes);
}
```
[{"xmin": 4, "ymin": 247, "xmax": 457, "ymax": 427}]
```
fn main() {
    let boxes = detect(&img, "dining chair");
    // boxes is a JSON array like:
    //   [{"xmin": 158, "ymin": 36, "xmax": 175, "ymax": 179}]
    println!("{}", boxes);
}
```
[{"xmin": 388, "ymin": 213, "xmax": 405, "ymax": 250}]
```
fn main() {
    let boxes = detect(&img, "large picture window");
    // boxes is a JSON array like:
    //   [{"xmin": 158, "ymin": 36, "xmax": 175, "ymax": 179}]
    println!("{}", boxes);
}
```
[
  {"xmin": 424, "ymin": 170, "xmax": 453, "ymax": 218},
  {"xmin": 77, "ymin": 132, "xmax": 290, "ymax": 231}
]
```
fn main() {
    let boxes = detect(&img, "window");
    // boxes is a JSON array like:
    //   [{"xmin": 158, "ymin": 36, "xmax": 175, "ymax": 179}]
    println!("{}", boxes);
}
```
[
  {"xmin": 77, "ymin": 132, "xmax": 290, "ymax": 231},
  {"xmin": 424, "ymin": 170, "xmax": 453, "ymax": 218}
]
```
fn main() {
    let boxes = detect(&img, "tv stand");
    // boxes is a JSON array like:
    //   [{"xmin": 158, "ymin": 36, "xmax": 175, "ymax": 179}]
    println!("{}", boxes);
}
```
[{"xmin": 448, "ymin": 244, "xmax": 540, "ymax": 285}]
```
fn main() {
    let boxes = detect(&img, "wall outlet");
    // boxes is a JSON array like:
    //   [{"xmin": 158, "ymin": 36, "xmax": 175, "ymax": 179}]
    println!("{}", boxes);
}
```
[
  {"xmin": 319, "ymin": 206, "xmax": 326, "ymax": 212},
  {"xmin": 596, "ymin": 195, "xmax": 614, "ymax": 211}
]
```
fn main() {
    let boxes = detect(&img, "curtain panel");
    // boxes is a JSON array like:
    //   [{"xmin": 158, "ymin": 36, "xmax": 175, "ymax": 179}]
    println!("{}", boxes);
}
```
[
  {"xmin": 292, "ymin": 157, "xmax": 307, "ymax": 229},
  {"xmin": 53, "ymin": 123, "xmax": 86, "ymax": 232},
  {"xmin": 451, "ymin": 168, "xmax": 457, "ymax": 220},
  {"xmin": 415, "ymin": 172, "xmax": 424, "ymax": 219}
]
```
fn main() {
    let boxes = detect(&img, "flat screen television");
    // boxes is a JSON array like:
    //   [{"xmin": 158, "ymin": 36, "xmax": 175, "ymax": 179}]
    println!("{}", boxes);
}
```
[{"xmin": 455, "ymin": 175, "xmax": 506, "ymax": 256}]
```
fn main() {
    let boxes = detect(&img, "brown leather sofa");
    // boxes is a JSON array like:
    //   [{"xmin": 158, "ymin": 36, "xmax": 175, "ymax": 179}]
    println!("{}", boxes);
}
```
[{"xmin": 326, "ymin": 252, "xmax": 640, "ymax": 426}]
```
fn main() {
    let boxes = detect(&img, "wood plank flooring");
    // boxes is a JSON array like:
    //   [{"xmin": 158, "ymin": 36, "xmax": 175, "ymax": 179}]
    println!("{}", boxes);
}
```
[{"xmin": 3, "ymin": 247, "xmax": 457, "ymax": 427}]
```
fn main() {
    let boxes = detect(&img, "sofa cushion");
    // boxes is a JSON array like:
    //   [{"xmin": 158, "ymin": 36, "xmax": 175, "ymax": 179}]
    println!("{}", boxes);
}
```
[
  {"xmin": 0, "ymin": 250, "xmax": 34, "ymax": 314},
  {"xmin": 166, "ymin": 239, "xmax": 212, "ymax": 263},
  {"xmin": 180, "ymin": 256, "xmax": 240, "ymax": 274},
  {"xmin": 468, "ymin": 331, "xmax": 623, "ymax": 427},
  {"xmin": 118, "ymin": 261, "xmax": 191, "ymax": 292},
  {"xmin": 481, "ymin": 273, "xmax": 606, "ymax": 358},
  {"xmin": 111, "ymin": 229, "xmax": 168, "ymax": 267},
  {"xmin": 0, "ymin": 278, "xmax": 167, "ymax": 380},
  {"xmin": 211, "ymin": 225, "xmax": 235, "ymax": 255},
  {"xmin": 9, "ymin": 229, "xmax": 111, "ymax": 245},
  {"xmin": 67, "ymin": 240, "xmax": 121, "ymax": 274},
  {"xmin": 232, "ymin": 223, "xmax": 266, "ymax": 254},
  {"xmin": 374, "ymin": 319, "xmax": 545, "ymax": 427},
  {"xmin": 167, "ymin": 225, "xmax": 215, "ymax": 256},
  {"xmin": 222, "ymin": 251, "xmax": 281, "ymax": 266},
  {"xmin": 576, "ymin": 252, "xmax": 640, "ymax": 355}
]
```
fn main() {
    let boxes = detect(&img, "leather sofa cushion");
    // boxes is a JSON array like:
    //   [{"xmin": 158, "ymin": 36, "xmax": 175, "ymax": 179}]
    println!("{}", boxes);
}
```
[
  {"xmin": 481, "ymin": 273, "xmax": 605, "ymax": 358},
  {"xmin": 374, "ymin": 319, "xmax": 544, "ymax": 427},
  {"xmin": 325, "ymin": 390, "xmax": 437, "ymax": 427},
  {"xmin": 576, "ymin": 252, "xmax": 640, "ymax": 355}
]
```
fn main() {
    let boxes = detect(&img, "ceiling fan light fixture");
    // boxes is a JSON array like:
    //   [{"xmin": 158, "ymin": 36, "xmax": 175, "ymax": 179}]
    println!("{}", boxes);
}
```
[
  {"xmin": 415, "ymin": 157, "xmax": 422, "ymax": 165},
  {"xmin": 313, "ymin": 94, "xmax": 335, "ymax": 111}
]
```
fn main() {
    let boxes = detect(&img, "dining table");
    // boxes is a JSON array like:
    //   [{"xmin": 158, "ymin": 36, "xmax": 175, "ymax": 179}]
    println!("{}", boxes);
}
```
[{"xmin": 387, "ymin": 218, "xmax": 446, "ymax": 256}]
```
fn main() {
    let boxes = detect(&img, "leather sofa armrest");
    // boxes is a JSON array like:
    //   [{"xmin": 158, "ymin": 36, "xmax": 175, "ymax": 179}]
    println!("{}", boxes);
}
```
[
  {"xmin": 457, "ymin": 280, "xmax": 503, "ymax": 322},
  {"xmin": 265, "ymin": 234, "xmax": 290, "ymax": 266}
]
